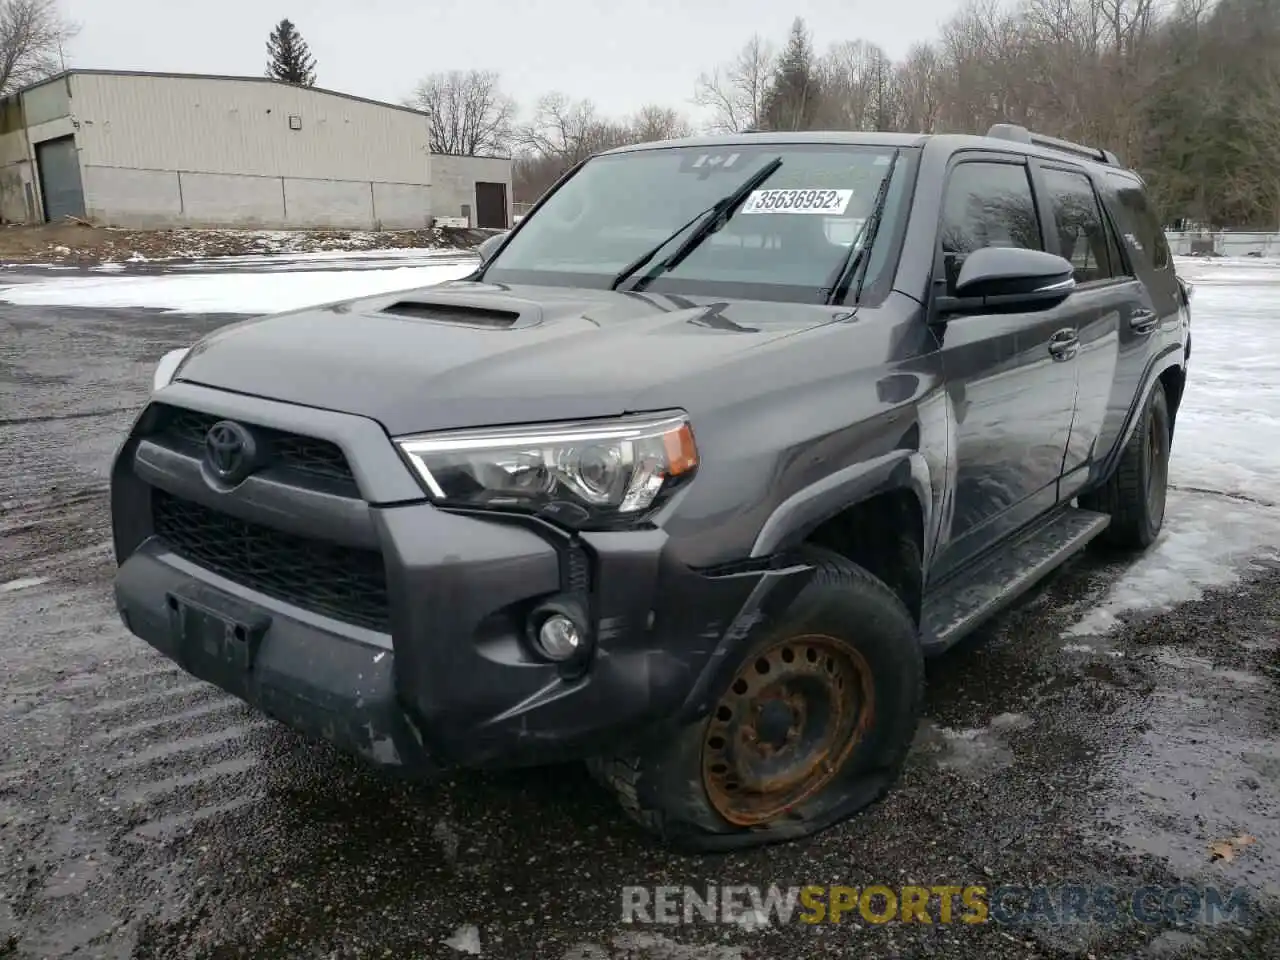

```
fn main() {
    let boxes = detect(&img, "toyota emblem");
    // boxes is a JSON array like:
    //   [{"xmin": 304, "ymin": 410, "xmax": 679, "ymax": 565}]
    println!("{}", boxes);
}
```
[{"xmin": 204, "ymin": 420, "xmax": 256, "ymax": 483}]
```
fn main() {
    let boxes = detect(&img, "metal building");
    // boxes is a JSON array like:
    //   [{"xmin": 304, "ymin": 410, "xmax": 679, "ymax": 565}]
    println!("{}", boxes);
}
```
[{"xmin": 0, "ymin": 70, "xmax": 513, "ymax": 230}]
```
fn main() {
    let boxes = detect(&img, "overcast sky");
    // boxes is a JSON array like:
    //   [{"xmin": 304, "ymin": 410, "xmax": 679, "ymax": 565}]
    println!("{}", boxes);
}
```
[{"xmin": 63, "ymin": 0, "xmax": 962, "ymax": 121}]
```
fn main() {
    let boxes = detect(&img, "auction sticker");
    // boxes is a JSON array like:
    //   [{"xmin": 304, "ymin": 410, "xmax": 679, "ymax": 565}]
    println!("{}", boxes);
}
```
[{"xmin": 740, "ymin": 188, "xmax": 853, "ymax": 215}]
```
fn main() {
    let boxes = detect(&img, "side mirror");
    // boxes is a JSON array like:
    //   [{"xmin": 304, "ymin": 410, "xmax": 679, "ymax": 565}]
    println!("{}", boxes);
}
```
[
  {"xmin": 476, "ymin": 231, "xmax": 509, "ymax": 265},
  {"xmin": 949, "ymin": 246, "xmax": 1075, "ymax": 309}
]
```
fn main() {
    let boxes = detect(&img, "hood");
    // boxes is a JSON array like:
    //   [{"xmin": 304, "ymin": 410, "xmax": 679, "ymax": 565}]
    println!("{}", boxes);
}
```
[{"xmin": 175, "ymin": 280, "xmax": 846, "ymax": 435}]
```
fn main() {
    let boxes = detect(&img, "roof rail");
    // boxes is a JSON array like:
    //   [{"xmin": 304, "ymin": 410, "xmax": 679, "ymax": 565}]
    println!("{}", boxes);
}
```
[{"xmin": 985, "ymin": 123, "xmax": 1120, "ymax": 166}]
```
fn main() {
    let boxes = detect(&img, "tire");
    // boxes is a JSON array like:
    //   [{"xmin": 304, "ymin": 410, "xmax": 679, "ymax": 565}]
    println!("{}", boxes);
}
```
[
  {"xmin": 589, "ymin": 546, "xmax": 924, "ymax": 852},
  {"xmin": 1081, "ymin": 380, "xmax": 1171, "ymax": 550}
]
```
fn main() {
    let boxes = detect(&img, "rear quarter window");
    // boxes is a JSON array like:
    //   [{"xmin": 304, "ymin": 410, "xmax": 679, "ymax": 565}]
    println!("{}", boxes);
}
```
[{"xmin": 1106, "ymin": 175, "xmax": 1171, "ymax": 272}]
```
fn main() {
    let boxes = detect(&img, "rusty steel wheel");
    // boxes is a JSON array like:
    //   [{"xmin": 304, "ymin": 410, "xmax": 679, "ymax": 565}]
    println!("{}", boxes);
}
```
[{"xmin": 701, "ymin": 633, "xmax": 876, "ymax": 827}]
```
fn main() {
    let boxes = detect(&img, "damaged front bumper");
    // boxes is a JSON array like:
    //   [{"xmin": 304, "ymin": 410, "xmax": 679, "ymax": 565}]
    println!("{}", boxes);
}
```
[{"xmin": 113, "ymin": 483, "xmax": 811, "ymax": 773}]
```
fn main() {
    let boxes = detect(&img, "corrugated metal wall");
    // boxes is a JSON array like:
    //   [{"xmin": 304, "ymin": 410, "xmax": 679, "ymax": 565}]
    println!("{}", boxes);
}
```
[
  {"xmin": 70, "ymin": 72, "xmax": 439, "ymax": 229},
  {"xmin": 2, "ymin": 72, "xmax": 517, "ymax": 229},
  {"xmin": 72, "ymin": 73, "xmax": 431, "ymax": 183}
]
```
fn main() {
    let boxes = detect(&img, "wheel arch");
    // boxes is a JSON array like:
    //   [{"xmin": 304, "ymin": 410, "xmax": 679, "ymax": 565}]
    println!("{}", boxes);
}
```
[
  {"xmin": 1091, "ymin": 348, "xmax": 1186, "ymax": 487},
  {"xmin": 749, "ymin": 450, "xmax": 930, "ymax": 623},
  {"xmin": 1159, "ymin": 362, "xmax": 1187, "ymax": 436}
]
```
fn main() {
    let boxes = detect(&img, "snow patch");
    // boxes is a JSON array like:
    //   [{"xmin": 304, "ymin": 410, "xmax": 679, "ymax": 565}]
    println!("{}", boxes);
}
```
[
  {"xmin": 443, "ymin": 924, "xmax": 482, "ymax": 955},
  {"xmin": 1, "ymin": 576, "xmax": 50, "ymax": 593},
  {"xmin": 1065, "ymin": 257, "xmax": 1280, "ymax": 637},
  {"xmin": 0, "ymin": 260, "xmax": 477, "ymax": 314}
]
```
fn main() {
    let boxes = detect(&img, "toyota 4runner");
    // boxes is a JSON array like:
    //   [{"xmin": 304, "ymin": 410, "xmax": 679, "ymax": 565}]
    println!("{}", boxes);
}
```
[{"xmin": 111, "ymin": 124, "xmax": 1191, "ymax": 850}]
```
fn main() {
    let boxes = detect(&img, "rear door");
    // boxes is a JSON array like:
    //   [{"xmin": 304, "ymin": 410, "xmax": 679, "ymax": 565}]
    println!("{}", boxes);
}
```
[
  {"xmin": 929, "ymin": 154, "xmax": 1081, "ymax": 581},
  {"xmin": 1083, "ymin": 174, "xmax": 1183, "ymax": 484},
  {"xmin": 1026, "ymin": 161, "xmax": 1146, "ymax": 494}
]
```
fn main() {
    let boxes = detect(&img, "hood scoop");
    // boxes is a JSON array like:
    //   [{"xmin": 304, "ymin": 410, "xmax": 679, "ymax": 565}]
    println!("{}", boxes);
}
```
[{"xmin": 379, "ymin": 289, "xmax": 542, "ymax": 329}]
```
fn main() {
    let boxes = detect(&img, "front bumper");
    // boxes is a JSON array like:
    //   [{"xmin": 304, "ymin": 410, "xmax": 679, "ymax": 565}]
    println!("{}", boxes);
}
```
[{"xmin": 112, "ymin": 385, "xmax": 808, "ymax": 772}]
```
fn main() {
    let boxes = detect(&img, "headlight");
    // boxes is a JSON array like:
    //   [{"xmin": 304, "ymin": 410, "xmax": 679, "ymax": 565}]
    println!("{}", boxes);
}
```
[
  {"xmin": 396, "ymin": 412, "xmax": 698, "ymax": 528},
  {"xmin": 153, "ymin": 348, "xmax": 190, "ymax": 392}
]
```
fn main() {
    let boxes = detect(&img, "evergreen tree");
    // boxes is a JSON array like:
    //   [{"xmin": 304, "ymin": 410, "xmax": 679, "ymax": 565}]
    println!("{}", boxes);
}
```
[
  {"xmin": 265, "ymin": 19, "xmax": 317, "ymax": 87},
  {"xmin": 762, "ymin": 18, "xmax": 819, "ymax": 131}
]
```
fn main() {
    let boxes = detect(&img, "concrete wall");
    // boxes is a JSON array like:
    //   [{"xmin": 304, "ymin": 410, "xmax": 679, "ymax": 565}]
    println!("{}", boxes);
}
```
[
  {"xmin": 430, "ymin": 154, "xmax": 513, "ymax": 226},
  {"xmin": 67, "ymin": 72, "xmax": 434, "ymax": 229},
  {"xmin": 79, "ymin": 166, "xmax": 433, "ymax": 229},
  {"xmin": 1166, "ymin": 231, "xmax": 1280, "ymax": 258},
  {"xmin": 0, "ymin": 128, "xmax": 32, "ymax": 223}
]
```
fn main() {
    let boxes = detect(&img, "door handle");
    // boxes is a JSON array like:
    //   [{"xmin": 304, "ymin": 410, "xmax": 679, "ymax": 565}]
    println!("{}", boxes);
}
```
[
  {"xmin": 1048, "ymin": 329, "xmax": 1079, "ymax": 361},
  {"xmin": 1130, "ymin": 310, "xmax": 1158, "ymax": 335}
]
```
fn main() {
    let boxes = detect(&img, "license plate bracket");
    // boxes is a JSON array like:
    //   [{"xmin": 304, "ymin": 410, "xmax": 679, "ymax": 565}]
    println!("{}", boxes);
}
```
[{"xmin": 166, "ymin": 583, "xmax": 271, "ymax": 672}]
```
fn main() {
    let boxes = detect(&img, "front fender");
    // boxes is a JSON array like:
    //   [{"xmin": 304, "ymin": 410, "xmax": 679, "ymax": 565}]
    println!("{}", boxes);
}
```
[{"xmin": 749, "ymin": 449, "xmax": 933, "ymax": 559}]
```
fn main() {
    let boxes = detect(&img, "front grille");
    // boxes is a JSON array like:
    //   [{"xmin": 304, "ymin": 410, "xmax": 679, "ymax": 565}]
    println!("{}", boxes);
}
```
[
  {"xmin": 152, "ymin": 489, "xmax": 390, "ymax": 632},
  {"xmin": 150, "ymin": 405, "xmax": 358, "ymax": 492}
]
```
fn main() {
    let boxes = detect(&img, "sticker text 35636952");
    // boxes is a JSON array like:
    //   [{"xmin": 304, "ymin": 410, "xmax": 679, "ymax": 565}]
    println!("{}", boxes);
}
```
[{"xmin": 740, "ymin": 188, "xmax": 854, "ymax": 215}]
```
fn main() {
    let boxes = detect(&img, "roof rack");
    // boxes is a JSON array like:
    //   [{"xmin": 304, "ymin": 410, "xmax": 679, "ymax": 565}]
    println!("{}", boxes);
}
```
[{"xmin": 985, "ymin": 123, "xmax": 1120, "ymax": 166}]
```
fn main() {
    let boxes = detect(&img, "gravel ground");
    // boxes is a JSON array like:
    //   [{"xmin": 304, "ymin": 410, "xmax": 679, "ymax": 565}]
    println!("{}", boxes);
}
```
[{"xmin": 1, "ymin": 299, "xmax": 1278, "ymax": 959}]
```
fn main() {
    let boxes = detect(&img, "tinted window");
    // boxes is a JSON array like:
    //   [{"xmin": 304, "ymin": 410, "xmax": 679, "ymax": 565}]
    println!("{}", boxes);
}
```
[
  {"xmin": 939, "ymin": 162, "xmax": 1042, "ymax": 292},
  {"xmin": 1110, "ymin": 177, "xmax": 1172, "ymax": 271},
  {"xmin": 1040, "ymin": 168, "xmax": 1116, "ymax": 283},
  {"xmin": 485, "ymin": 144, "xmax": 909, "ymax": 303},
  {"xmin": 1102, "ymin": 207, "xmax": 1129, "ymax": 276}
]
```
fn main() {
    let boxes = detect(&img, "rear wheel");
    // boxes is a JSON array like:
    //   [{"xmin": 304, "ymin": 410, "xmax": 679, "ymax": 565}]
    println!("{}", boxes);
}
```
[
  {"xmin": 590, "ymin": 547, "xmax": 923, "ymax": 851},
  {"xmin": 1082, "ymin": 380, "xmax": 1171, "ymax": 549}
]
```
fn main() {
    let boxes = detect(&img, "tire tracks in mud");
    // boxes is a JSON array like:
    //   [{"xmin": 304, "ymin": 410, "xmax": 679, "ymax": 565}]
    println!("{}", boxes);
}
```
[
  {"xmin": 1, "ymin": 566, "xmax": 280, "ymax": 956},
  {"xmin": 1, "ymin": 304, "xmax": 277, "ymax": 956},
  {"xmin": 0, "ymin": 407, "xmax": 138, "ymax": 427}
]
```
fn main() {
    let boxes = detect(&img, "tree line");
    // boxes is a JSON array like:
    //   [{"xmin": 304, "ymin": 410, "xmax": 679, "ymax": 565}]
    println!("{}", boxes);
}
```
[
  {"xmin": 5, "ymin": 0, "xmax": 1275, "ymax": 227},
  {"xmin": 415, "ymin": 0, "xmax": 1279, "ymax": 229}
]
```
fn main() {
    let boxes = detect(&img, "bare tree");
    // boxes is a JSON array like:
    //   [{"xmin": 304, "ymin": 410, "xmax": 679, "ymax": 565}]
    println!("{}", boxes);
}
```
[
  {"xmin": 516, "ymin": 91, "xmax": 632, "ymax": 165},
  {"xmin": 893, "ymin": 42, "xmax": 945, "ymax": 132},
  {"xmin": 692, "ymin": 35, "xmax": 775, "ymax": 132},
  {"xmin": 0, "ymin": 0, "xmax": 77, "ymax": 96},
  {"xmin": 407, "ymin": 69, "xmax": 515, "ymax": 156},
  {"xmin": 817, "ymin": 39, "xmax": 893, "ymax": 130},
  {"xmin": 628, "ymin": 104, "xmax": 694, "ymax": 143}
]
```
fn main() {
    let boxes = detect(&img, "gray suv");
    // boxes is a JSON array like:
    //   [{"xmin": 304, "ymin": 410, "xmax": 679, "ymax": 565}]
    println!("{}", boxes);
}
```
[{"xmin": 111, "ymin": 124, "xmax": 1191, "ymax": 850}]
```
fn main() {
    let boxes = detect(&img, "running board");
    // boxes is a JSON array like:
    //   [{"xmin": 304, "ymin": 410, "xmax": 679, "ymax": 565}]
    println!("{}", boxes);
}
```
[{"xmin": 920, "ymin": 508, "xmax": 1110, "ymax": 655}]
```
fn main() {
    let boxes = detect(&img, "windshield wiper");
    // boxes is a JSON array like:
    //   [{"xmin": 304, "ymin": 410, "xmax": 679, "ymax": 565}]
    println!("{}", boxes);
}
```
[
  {"xmin": 610, "ymin": 204, "xmax": 719, "ymax": 291},
  {"xmin": 613, "ymin": 156, "xmax": 783, "ymax": 293},
  {"xmin": 823, "ymin": 149, "xmax": 900, "ymax": 306}
]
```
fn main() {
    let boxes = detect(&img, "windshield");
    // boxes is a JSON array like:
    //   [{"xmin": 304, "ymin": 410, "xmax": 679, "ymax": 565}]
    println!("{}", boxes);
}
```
[{"xmin": 483, "ymin": 143, "xmax": 914, "ymax": 303}]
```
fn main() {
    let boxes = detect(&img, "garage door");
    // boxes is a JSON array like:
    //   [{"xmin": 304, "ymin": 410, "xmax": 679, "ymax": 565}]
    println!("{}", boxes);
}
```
[{"xmin": 36, "ymin": 136, "xmax": 85, "ymax": 222}]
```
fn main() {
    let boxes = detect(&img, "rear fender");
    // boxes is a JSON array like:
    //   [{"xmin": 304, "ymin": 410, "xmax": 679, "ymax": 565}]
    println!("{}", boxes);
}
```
[{"xmin": 1091, "ymin": 348, "xmax": 1186, "ymax": 486}]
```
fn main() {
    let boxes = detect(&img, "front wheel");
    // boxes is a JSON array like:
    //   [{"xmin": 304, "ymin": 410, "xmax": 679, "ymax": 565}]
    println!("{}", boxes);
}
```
[
  {"xmin": 590, "ymin": 547, "xmax": 923, "ymax": 851},
  {"xmin": 1082, "ymin": 379, "xmax": 1171, "ymax": 550}
]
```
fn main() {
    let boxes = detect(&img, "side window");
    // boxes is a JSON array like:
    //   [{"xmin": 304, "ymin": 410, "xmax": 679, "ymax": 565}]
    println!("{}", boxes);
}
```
[
  {"xmin": 1111, "ymin": 178, "xmax": 1172, "ymax": 272},
  {"xmin": 1101, "ymin": 208, "xmax": 1130, "ymax": 277},
  {"xmin": 939, "ymin": 161, "xmax": 1042, "ymax": 293},
  {"xmin": 1040, "ymin": 168, "xmax": 1116, "ymax": 284}
]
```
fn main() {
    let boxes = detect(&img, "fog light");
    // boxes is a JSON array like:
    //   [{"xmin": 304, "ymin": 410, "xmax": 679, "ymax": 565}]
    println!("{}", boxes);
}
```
[{"xmin": 537, "ymin": 614, "xmax": 582, "ymax": 660}]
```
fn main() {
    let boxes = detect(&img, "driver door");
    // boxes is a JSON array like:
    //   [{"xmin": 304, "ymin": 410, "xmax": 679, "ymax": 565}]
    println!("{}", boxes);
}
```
[{"xmin": 928, "ymin": 155, "xmax": 1081, "ymax": 582}]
